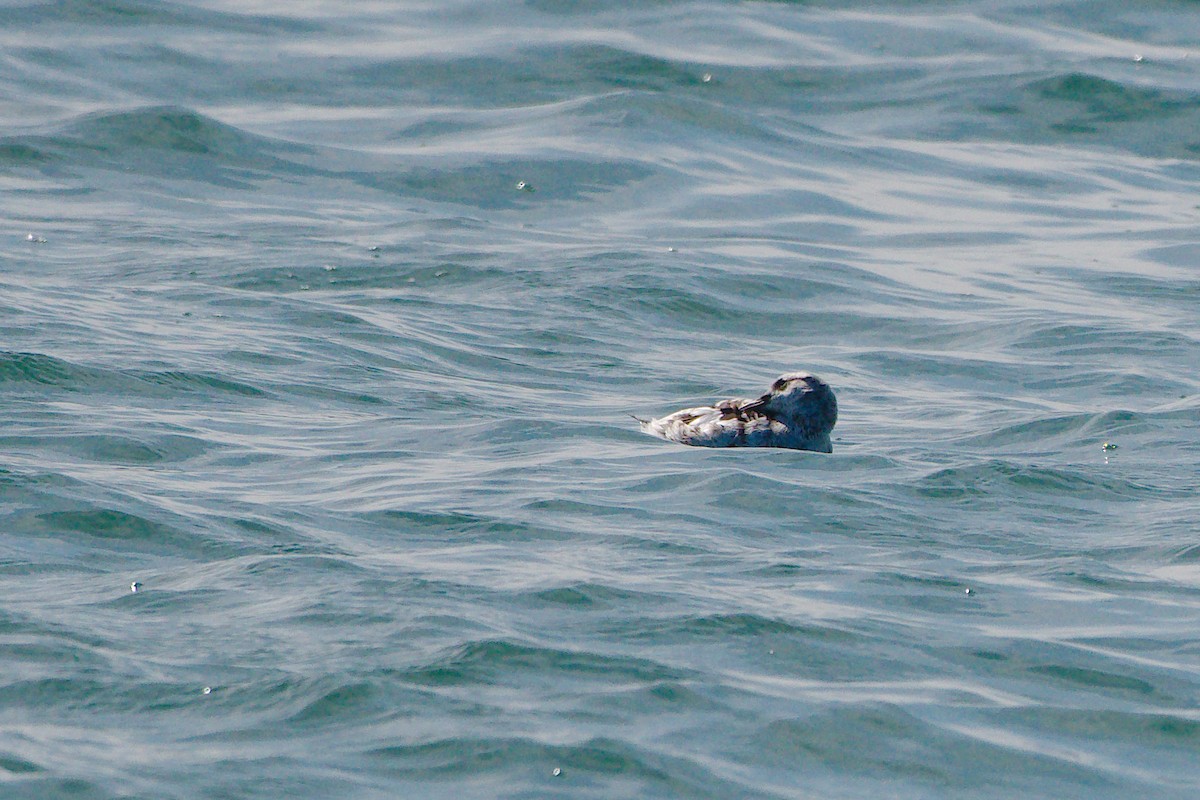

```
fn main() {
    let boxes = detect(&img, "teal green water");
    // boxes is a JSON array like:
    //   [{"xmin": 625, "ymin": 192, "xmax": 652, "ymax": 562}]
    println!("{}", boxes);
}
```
[{"xmin": 2, "ymin": 2, "xmax": 1199, "ymax": 798}]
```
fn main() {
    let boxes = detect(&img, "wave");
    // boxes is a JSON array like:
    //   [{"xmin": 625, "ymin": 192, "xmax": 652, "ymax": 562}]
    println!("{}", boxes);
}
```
[
  {"xmin": 405, "ymin": 638, "xmax": 682, "ymax": 687},
  {"xmin": 0, "ymin": 351, "xmax": 268, "ymax": 399}
]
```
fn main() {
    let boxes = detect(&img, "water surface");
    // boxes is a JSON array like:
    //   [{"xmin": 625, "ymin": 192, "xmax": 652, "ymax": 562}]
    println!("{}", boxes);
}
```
[{"xmin": 2, "ymin": 1, "xmax": 1199, "ymax": 798}]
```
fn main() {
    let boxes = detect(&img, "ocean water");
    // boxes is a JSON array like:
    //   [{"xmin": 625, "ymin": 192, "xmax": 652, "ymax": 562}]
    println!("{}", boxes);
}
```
[{"xmin": 2, "ymin": 1, "xmax": 1199, "ymax": 797}]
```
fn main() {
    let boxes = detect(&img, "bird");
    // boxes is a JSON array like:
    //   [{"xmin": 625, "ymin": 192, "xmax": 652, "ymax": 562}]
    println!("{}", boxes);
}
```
[{"xmin": 637, "ymin": 372, "xmax": 837, "ymax": 452}]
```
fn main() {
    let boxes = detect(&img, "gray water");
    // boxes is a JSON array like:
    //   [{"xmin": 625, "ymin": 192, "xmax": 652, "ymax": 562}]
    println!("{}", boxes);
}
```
[{"xmin": 2, "ymin": 2, "xmax": 1199, "ymax": 798}]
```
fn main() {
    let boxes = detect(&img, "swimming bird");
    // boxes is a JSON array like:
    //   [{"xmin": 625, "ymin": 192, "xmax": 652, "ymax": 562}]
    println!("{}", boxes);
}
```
[{"xmin": 638, "ymin": 372, "xmax": 837, "ymax": 452}]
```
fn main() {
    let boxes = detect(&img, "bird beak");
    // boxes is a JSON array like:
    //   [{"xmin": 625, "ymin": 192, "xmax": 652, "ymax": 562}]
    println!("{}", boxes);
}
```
[{"xmin": 740, "ymin": 394, "xmax": 770, "ymax": 414}]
